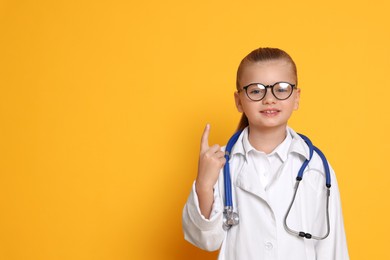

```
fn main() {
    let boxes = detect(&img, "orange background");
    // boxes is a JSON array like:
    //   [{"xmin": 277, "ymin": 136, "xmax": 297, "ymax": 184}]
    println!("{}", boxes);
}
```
[{"xmin": 0, "ymin": 0, "xmax": 389, "ymax": 259}]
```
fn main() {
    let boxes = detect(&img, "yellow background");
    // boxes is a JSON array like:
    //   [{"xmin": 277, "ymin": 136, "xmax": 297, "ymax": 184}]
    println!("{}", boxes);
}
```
[{"xmin": 0, "ymin": 0, "xmax": 389, "ymax": 259}]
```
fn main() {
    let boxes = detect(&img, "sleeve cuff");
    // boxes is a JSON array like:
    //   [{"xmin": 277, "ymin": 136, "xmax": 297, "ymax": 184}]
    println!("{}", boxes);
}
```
[{"xmin": 185, "ymin": 181, "xmax": 223, "ymax": 231}]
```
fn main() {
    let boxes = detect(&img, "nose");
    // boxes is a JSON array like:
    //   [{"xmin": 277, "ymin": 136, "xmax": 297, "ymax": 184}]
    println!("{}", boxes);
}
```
[{"xmin": 262, "ymin": 89, "xmax": 276, "ymax": 105}]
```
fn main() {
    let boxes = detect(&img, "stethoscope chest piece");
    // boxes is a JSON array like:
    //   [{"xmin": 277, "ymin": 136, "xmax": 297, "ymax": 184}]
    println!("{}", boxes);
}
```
[{"xmin": 223, "ymin": 206, "xmax": 239, "ymax": 231}]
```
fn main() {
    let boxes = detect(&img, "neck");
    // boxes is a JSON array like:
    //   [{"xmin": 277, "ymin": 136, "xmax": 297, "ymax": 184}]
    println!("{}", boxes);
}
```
[{"xmin": 248, "ymin": 124, "xmax": 287, "ymax": 154}]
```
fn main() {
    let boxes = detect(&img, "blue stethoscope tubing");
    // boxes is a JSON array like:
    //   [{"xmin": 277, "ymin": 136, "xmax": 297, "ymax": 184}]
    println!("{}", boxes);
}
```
[
  {"xmin": 223, "ymin": 130, "xmax": 332, "ymax": 240},
  {"xmin": 223, "ymin": 130, "xmax": 242, "ymax": 208}
]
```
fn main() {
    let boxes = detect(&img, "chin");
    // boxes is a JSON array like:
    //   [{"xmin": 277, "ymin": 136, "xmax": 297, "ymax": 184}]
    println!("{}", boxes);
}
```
[{"xmin": 251, "ymin": 122, "xmax": 287, "ymax": 131}]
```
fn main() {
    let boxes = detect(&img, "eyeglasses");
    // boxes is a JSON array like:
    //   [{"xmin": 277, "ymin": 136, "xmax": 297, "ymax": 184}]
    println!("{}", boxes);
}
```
[{"xmin": 240, "ymin": 82, "xmax": 297, "ymax": 101}]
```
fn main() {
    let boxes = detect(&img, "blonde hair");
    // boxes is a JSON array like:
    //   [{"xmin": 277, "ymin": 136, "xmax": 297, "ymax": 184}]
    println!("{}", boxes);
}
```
[{"xmin": 236, "ymin": 47, "xmax": 298, "ymax": 131}]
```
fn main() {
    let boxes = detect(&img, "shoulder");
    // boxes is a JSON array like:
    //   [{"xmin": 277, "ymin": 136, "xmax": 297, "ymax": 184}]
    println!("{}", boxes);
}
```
[
  {"xmin": 227, "ymin": 127, "xmax": 248, "ymax": 157},
  {"xmin": 288, "ymin": 126, "xmax": 334, "ymax": 177},
  {"xmin": 287, "ymin": 127, "xmax": 331, "ymax": 167}
]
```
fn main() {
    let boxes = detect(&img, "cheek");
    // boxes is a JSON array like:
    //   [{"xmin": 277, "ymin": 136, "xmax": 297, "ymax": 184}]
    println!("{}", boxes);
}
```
[
  {"xmin": 281, "ymin": 99, "xmax": 298, "ymax": 114},
  {"xmin": 286, "ymin": 93, "xmax": 300, "ymax": 111},
  {"xmin": 293, "ymin": 100, "xmax": 299, "ymax": 110},
  {"xmin": 241, "ymin": 100, "xmax": 254, "ymax": 110}
]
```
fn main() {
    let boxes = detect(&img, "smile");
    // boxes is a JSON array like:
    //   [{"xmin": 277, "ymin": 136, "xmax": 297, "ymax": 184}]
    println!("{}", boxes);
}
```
[{"xmin": 260, "ymin": 109, "xmax": 280, "ymax": 114}]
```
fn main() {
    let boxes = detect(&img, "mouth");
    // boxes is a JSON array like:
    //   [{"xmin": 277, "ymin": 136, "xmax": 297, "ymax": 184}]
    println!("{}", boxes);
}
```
[
  {"xmin": 260, "ymin": 109, "xmax": 281, "ymax": 116},
  {"xmin": 260, "ymin": 109, "xmax": 280, "ymax": 114}
]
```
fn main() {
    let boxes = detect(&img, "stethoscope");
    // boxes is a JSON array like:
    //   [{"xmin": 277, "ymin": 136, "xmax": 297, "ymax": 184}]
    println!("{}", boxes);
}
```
[{"xmin": 222, "ymin": 130, "xmax": 331, "ymax": 240}]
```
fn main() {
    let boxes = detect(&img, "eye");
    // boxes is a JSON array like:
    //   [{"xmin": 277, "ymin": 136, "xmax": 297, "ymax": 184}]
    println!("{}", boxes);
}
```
[
  {"xmin": 247, "ymin": 84, "xmax": 265, "ymax": 94},
  {"xmin": 275, "ymin": 88, "xmax": 288, "ymax": 93},
  {"xmin": 275, "ymin": 83, "xmax": 291, "ymax": 92}
]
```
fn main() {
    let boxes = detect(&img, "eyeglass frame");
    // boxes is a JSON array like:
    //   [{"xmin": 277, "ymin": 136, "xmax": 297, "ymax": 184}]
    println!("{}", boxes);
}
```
[{"xmin": 239, "ymin": 82, "xmax": 297, "ymax": 101}]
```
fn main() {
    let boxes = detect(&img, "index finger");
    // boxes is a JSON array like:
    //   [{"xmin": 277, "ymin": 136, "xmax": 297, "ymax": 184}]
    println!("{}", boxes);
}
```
[{"xmin": 200, "ymin": 123, "xmax": 210, "ymax": 152}]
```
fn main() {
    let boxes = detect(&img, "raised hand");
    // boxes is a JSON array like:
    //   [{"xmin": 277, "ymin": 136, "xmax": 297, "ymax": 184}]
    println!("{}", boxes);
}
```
[{"xmin": 196, "ymin": 124, "xmax": 226, "ymax": 193}]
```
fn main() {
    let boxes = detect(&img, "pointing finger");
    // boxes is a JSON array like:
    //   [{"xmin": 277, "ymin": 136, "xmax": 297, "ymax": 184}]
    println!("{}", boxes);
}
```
[{"xmin": 200, "ymin": 123, "xmax": 210, "ymax": 152}]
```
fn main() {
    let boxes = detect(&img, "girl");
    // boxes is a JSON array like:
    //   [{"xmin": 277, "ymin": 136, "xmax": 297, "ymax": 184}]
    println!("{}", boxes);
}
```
[{"xmin": 182, "ymin": 47, "xmax": 349, "ymax": 260}]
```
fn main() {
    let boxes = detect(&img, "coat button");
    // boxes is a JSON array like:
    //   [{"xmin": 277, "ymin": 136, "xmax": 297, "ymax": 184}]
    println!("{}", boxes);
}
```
[{"xmin": 265, "ymin": 242, "xmax": 273, "ymax": 250}]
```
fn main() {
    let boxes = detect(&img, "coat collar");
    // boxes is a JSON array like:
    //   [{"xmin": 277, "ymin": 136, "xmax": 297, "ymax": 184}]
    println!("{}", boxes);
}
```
[{"xmin": 231, "ymin": 126, "xmax": 310, "ymax": 161}]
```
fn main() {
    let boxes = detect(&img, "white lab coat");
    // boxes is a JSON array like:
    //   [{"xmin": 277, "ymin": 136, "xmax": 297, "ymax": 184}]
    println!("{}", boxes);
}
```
[{"xmin": 182, "ymin": 127, "xmax": 349, "ymax": 260}]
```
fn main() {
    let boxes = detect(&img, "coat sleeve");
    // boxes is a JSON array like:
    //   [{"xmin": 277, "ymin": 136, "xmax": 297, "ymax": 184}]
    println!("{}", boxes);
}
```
[
  {"xmin": 315, "ymin": 165, "xmax": 350, "ymax": 260},
  {"xmin": 182, "ymin": 181, "xmax": 225, "ymax": 251}
]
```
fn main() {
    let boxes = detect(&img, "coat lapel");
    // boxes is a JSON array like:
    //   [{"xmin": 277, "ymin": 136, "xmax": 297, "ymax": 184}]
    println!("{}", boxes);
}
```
[{"xmin": 235, "ymin": 162, "xmax": 268, "ymax": 202}]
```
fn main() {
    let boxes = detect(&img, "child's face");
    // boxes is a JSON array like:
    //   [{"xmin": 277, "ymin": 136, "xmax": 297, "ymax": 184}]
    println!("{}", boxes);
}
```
[{"xmin": 234, "ymin": 59, "xmax": 300, "ymax": 131}]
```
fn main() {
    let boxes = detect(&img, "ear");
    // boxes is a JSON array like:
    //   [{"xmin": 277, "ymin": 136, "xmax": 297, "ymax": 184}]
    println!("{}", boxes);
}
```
[
  {"xmin": 293, "ymin": 88, "xmax": 301, "ymax": 110},
  {"xmin": 234, "ymin": 91, "xmax": 244, "ymax": 113}
]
